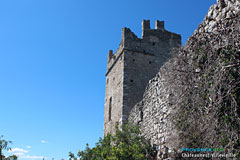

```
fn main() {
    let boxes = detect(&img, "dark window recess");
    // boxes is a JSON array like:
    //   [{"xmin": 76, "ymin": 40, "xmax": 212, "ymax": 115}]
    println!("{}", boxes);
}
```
[
  {"xmin": 149, "ymin": 61, "xmax": 152, "ymax": 64},
  {"xmin": 152, "ymin": 42, "xmax": 155, "ymax": 46},
  {"xmin": 107, "ymin": 78, "xmax": 109, "ymax": 84},
  {"xmin": 132, "ymin": 59, "xmax": 135, "ymax": 62},
  {"xmin": 130, "ymin": 79, "xmax": 133, "ymax": 82},
  {"xmin": 140, "ymin": 111, "xmax": 143, "ymax": 121},
  {"xmin": 138, "ymin": 110, "xmax": 143, "ymax": 124},
  {"xmin": 113, "ymin": 77, "xmax": 115, "ymax": 81},
  {"xmin": 108, "ymin": 97, "xmax": 112, "ymax": 121}
]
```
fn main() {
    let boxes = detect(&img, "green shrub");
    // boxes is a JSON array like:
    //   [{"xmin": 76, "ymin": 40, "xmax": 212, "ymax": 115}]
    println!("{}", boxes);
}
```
[{"xmin": 70, "ymin": 123, "xmax": 156, "ymax": 160}]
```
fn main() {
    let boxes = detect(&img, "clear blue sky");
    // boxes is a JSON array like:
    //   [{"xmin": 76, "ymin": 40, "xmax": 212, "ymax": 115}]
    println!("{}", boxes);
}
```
[{"xmin": 0, "ymin": 0, "xmax": 215, "ymax": 159}]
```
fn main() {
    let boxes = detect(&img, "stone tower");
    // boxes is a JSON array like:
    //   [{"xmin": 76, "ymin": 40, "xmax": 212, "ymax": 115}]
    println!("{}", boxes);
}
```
[{"xmin": 104, "ymin": 20, "xmax": 181, "ymax": 135}]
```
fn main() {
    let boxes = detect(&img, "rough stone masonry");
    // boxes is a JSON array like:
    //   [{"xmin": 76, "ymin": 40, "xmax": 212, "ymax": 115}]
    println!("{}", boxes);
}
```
[
  {"xmin": 103, "ymin": 20, "xmax": 181, "ymax": 135},
  {"xmin": 104, "ymin": 0, "xmax": 240, "ymax": 159},
  {"xmin": 129, "ymin": 0, "xmax": 240, "ymax": 159}
]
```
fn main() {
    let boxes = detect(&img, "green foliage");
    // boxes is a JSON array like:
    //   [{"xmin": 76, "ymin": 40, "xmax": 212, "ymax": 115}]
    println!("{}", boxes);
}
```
[
  {"xmin": 172, "ymin": 44, "xmax": 240, "ymax": 158},
  {"xmin": 4, "ymin": 155, "xmax": 17, "ymax": 160},
  {"xmin": 0, "ymin": 136, "xmax": 17, "ymax": 160},
  {"xmin": 70, "ymin": 123, "xmax": 156, "ymax": 160},
  {"xmin": 0, "ymin": 135, "xmax": 12, "ymax": 151}
]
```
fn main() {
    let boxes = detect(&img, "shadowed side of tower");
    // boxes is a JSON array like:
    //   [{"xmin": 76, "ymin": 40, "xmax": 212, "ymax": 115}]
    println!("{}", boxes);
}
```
[{"xmin": 104, "ymin": 20, "xmax": 181, "ymax": 135}]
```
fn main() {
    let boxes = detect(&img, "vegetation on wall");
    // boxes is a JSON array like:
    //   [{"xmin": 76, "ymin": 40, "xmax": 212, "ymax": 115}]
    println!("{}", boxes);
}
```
[
  {"xmin": 69, "ymin": 123, "xmax": 156, "ymax": 160},
  {"xmin": 168, "ymin": 27, "xmax": 240, "ymax": 159}
]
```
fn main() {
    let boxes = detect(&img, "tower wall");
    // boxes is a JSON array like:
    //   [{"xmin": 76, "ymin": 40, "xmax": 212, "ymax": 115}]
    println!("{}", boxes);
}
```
[
  {"xmin": 104, "ymin": 48, "xmax": 124, "ymax": 134},
  {"xmin": 104, "ymin": 20, "xmax": 181, "ymax": 135}
]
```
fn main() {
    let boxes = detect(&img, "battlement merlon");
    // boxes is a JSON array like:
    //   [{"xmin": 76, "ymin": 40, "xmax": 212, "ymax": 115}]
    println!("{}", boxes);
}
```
[
  {"xmin": 106, "ymin": 20, "xmax": 181, "ymax": 76},
  {"xmin": 142, "ymin": 20, "xmax": 165, "ymax": 37},
  {"xmin": 155, "ymin": 20, "xmax": 165, "ymax": 30},
  {"xmin": 107, "ymin": 50, "xmax": 113, "ymax": 62},
  {"xmin": 106, "ymin": 27, "xmax": 138, "ymax": 76}
]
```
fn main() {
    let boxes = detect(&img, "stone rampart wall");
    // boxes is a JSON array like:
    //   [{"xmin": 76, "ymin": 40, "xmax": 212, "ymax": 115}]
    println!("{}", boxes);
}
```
[{"xmin": 129, "ymin": 0, "xmax": 240, "ymax": 159}]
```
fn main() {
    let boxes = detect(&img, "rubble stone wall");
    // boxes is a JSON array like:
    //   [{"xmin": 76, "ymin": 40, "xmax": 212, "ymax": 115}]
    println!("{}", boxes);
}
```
[{"xmin": 129, "ymin": 0, "xmax": 240, "ymax": 159}]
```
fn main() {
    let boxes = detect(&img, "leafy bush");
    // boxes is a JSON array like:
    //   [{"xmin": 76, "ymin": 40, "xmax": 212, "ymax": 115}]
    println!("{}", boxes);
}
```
[{"xmin": 69, "ymin": 123, "xmax": 156, "ymax": 160}]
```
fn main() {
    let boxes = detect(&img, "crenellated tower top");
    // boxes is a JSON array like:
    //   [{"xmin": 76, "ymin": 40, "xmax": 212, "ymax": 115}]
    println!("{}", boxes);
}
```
[{"xmin": 104, "ymin": 20, "xmax": 181, "ymax": 135}]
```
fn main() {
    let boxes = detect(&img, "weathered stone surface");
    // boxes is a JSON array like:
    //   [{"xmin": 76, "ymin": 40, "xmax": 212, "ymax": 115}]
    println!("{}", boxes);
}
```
[
  {"xmin": 104, "ymin": 0, "xmax": 239, "ymax": 159},
  {"xmin": 196, "ymin": 0, "xmax": 240, "ymax": 34},
  {"xmin": 128, "ymin": 0, "xmax": 240, "ymax": 159},
  {"xmin": 104, "ymin": 20, "xmax": 181, "ymax": 135}
]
